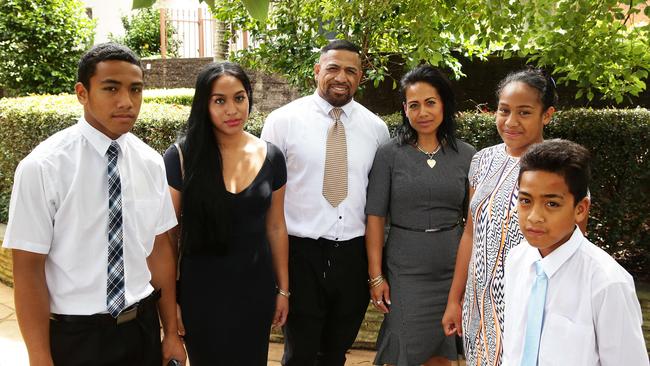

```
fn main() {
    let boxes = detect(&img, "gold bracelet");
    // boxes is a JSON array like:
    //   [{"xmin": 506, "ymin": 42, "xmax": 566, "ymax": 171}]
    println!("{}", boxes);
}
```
[
  {"xmin": 370, "ymin": 277, "xmax": 384, "ymax": 288},
  {"xmin": 368, "ymin": 274, "xmax": 385, "ymax": 288},
  {"xmin": 277, "ymin": 288, "xmax": 291, "ymax": 298}
]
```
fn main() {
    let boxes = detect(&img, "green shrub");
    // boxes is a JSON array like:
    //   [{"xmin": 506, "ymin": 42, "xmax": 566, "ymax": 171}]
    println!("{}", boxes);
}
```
[
  {"xmin": 0, "ymin": 0, "xmax": 94, "ymax": 96},
  {"xmin": 0, "ymin": 96, "xmax": 648, "ymax": 275},
  {"xmin": 110, "ymin": 8, "xmax": 180, "ymax": 58},
  {"xmin": 143, "ymin": 88, "xmax": 195, "ymax": 106}
]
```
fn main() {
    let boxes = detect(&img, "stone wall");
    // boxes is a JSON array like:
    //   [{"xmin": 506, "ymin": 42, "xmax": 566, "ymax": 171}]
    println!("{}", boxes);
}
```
[{"xmin": 142, "ymin": 57, "xmax": 302, "ymax": 113}]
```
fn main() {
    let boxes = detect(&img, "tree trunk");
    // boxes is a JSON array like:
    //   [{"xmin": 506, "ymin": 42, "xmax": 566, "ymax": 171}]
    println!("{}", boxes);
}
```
[{"xmin": 213, "ymin": 20, "xmax": 229, "ymax": 61}]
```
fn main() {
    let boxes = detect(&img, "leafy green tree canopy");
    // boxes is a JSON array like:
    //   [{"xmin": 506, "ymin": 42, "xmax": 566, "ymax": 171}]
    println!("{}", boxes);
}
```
[
  {"xmin": 0, "ymin": 0, "xmax": 94, "ymax": 95},
  {"xmin": 111, "ymin": 8, "xmax": 180, "ymax": 58},
  {"xmin": 212, "ymin": 0, "xmax": 650, "ymax": 103}
]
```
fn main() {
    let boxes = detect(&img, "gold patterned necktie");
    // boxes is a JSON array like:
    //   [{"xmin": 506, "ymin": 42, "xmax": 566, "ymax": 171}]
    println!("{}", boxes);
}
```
[{"xmin": 322, "ymin": 107, "xmax": 348, "ymax": 207}]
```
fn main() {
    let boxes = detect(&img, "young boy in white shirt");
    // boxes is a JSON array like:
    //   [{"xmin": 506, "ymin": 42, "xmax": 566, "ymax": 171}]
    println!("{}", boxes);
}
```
[{"xmin": 502, "ymin": 139, "xmax": 649, "ymax": 366}]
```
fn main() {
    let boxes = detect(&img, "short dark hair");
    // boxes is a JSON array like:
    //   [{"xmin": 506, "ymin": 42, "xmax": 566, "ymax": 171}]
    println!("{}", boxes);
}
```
[
  {"xmin": 397, "ymin": 64, "xmax": 458, "ymax": 152},
  {"xmin": 518, "ymin": 139, "xmax": 591, "ymax": 205},
  {"xmin": 496, "ymin": 68, "xmax": 557, "ymax": 111},
  {"xmin": 321, "ymin": 39, "xmax": 360, "ymax": 55},
  {"xmin": 77, "ymin": 43, "xmax": 143, "ymax": 89}
]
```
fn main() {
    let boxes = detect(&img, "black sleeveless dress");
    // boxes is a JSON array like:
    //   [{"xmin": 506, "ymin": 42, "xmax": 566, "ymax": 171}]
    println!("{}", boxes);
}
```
[{"xmin": 163, "ymin": 142, "xmax": 287, "ymax": 365}]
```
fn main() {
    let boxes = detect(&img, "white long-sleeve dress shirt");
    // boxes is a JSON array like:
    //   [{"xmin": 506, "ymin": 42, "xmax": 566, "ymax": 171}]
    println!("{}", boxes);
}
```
[{"xmin": 503, "ymin": 227, "xmax": 649, "ymax": 366}]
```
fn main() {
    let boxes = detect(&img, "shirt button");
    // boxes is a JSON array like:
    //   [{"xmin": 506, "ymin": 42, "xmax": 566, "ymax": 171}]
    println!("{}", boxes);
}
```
[
  {"xmin": 335, "ymin": 238, "xmax": 339, "ymax": 241},
  {"xmin": 339, "ymin": 216, "xmax": 342, "ymax": 219}
]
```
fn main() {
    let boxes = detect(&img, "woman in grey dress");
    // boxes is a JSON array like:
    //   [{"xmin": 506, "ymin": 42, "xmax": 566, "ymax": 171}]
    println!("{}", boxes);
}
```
[{"xmin": 365, "ymin": 65, "xmax": 475, "ymax": 366}]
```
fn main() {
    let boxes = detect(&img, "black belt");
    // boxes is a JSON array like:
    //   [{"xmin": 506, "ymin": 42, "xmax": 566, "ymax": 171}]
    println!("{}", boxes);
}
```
[
  {"xmin": 50, "ymin": 289, "xmax": 160, "ymax": 325},
  {"xmin": 390, "ymin": 221, "xmax": 460, "ymax": 233}
]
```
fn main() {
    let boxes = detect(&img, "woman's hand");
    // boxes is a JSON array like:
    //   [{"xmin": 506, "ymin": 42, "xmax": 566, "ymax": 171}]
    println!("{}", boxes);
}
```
[
  {"xmin": 370, "ymin": 281, "xmax": 391, "ymax": 314},
  {"xmin": 176, "ymin": 303, "xmax": 185, "ymax": 337},
  {"xmin": 442, "ymin": 301, "xmax": 462, "ymax": 336},
  {"xmin": 273, "ymin": 294, "xmax": 289, "ymax": 327}
]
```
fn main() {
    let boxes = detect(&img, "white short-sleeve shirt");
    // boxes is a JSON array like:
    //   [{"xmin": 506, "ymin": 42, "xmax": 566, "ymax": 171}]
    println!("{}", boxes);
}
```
[
  {"xmin": 503, "ymin": 227, "xmax": 649, "ymax": 366},
  {"xmin": 3, "ymin": 118, "xmax": 177, "ymax": 315},
  {"xmin": 261, "ymin": 93, "xmax": 390, "ymax": 241}
]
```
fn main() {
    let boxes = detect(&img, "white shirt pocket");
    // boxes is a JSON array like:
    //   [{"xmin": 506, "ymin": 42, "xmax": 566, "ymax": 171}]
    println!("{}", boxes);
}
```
[{"xmin": 539, "ymin": 312, "xmax": 596, "ymax": 365}]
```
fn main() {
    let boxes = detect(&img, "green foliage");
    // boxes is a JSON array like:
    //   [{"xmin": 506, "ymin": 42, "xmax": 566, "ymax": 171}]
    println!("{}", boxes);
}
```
[
  {"xmin": 143, "ymin": 88, "xmax": 195, "ymax": 105},
  {"xmin": 548, "ymin": 109, "xmax": 650, "ymax": 274},
  {"xmin": 211, "ymin": 0, "xmax": 650, "ymax": 102},
  {"xmin": 111, "ymin": 8, "xmax": 180, "ymax": 58},
  {"xmin": 0, "ymin": 0, "xmax": 94, "ymax": 96},
  {"xmin": 476, "ymin": 0, "xmax": 650, "ymax": 103},
  {"xmin": 131, "ymin": 0, "xmax": 269, "ymax": 22},
  {"xmin": 1, "ymin": 94, "xmax": 648, "ymax": 274},
  {"xmin": 212, "ymin": 0, "xmax": 324, "ymax": 92}
]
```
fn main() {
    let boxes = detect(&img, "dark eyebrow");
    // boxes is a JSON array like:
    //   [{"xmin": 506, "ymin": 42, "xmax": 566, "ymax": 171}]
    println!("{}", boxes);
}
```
[
  {"xmin": 100, "ymin": 79, "xmax": 122, "ymax": 85},
  {"xmin": 100, "ymin": 79, "xmax": 144, "ymax": 88},
  {"xmin": 542, "ymin": 193, "xmax": 565, "ymax": 199},
  {"xmin": 210, "ymin": 89, "xmax": 246, "ymax": 97},
  {"xmin": 518, "ymin": 190, "xmax": 565, "ymax": 199}
]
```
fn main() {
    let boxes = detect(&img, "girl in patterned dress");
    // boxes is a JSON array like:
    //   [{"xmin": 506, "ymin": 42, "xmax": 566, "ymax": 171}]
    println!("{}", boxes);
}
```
[{"xmin": 441, "ymin": 69, "xmax": 559, "ymax": 366}]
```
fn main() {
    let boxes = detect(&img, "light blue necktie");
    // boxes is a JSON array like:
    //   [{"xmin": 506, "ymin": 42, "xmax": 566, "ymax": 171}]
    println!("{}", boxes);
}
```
[
  {"xmin": 521, "ymin": 260, "xmax": 548, "ymax": 366},
  {"xmin": 106, "ymin": 142, "xmax": 125, "ymax": 318}
]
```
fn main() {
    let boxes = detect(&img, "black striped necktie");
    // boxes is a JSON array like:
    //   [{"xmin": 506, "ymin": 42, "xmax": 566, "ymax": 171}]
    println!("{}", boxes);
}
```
[{"xmin": 106, "ymin": 141, "xmax": 125, "ymax": 318}]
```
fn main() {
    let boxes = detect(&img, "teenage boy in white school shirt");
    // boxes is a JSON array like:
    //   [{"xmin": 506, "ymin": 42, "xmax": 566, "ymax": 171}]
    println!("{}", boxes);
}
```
[
  {"xmin": 2, "ymin": 43, "xmax": 186, "ymax": 366},
  {"xmin": 502, "ymin": 139, "xmax": 648, "ymax": 366}
]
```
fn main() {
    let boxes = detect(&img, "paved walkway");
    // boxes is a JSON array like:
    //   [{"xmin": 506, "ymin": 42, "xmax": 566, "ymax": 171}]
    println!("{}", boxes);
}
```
[{"xmin": 0, "ymin": 282, "xmax": 375, "ymax": 366}]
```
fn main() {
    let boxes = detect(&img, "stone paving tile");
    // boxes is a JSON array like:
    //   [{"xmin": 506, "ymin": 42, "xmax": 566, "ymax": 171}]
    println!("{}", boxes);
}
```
[
  {"xmin": 0, "ymin": 303, "xmax": 13, "ymax": 320},
  {"xmin": 268, "ymin": 342, "xmax": 375, "ymax": 365},
  {"xmin": 0, "ymin": 319, "xmax": 28, "ymax": 366},
  {"xmin": 0, "ymin": 284, "xmax": 13, "ymax": 308}
]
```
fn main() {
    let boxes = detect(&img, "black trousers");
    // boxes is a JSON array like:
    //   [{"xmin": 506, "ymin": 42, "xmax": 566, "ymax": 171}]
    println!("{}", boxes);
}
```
[
  {"xmin": 49, "ymin": 292, "xmax": 162, "ymax": 366},
  {"xmin": 282, "ymin": 236, "xmax": 370, "ymax": 366}
]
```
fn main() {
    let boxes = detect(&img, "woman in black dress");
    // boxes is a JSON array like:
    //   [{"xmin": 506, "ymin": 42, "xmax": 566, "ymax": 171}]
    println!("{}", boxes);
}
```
[{"xmin": 163, "ymin": 62, "xmax": 289, "ymax": 365}]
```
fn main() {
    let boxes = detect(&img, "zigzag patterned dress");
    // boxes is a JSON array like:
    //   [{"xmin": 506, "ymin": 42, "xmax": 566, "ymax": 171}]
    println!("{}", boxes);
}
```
[{"xmin": 462, "ymin": 143, "xmax": 524, "ymax": 366}]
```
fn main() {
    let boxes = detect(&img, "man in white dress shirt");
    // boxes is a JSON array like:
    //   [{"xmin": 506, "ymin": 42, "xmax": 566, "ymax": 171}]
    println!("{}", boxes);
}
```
[
  {"xmin": 2, "ymin": 43, "xmax": 186, "ymax": 366},
  {"xmin": 503, "ymin": 139, "xmax": 648, "ymax": 366},
  {"xmin": 262, "ymin": 40, "xmax": 390, "ymax": 365}
]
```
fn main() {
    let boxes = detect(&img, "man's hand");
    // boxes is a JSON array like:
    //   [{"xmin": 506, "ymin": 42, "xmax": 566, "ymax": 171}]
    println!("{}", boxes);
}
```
[{"xmin": 161, "ymin": 333, "xmax": 186, "ymax": 366}]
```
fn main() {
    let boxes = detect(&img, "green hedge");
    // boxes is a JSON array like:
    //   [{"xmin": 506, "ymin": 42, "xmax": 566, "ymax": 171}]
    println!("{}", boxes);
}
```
[
  {"xmin": 142, "ymin": 88, "xmax": 194, "ymax": 106},
  {"xmin": 0, "ymin": 95, "xmax": 648, "ymax": 274}
]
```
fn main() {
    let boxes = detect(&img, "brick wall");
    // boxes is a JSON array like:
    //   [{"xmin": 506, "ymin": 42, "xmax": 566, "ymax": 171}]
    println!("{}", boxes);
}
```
[{"xmin": 142, "ymin": 58, "xmax": 302, "ymax": 113}]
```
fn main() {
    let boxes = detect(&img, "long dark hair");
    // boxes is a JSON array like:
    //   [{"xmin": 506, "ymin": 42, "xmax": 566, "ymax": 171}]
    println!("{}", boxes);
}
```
[
  {"xmin": 396, "ymin": 64, "xmax": 458, "ymax": 152},
  {"xmin": 179, "ymin": 62, "xmax": 253, "ymax": 256},
  {"xmin": 496, "ymin": 68, "xmax": 558, "ymax": 111}
]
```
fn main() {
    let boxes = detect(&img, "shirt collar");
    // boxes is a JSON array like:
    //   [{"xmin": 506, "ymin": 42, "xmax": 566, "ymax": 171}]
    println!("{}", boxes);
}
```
[
  {"xmin": 78, "ymin": 117, "xmax": 128, "ymax": 157},
  {"xmin": 312, "ymin": 91, "xmax": 356, "ymax": 120},
  {"xmin": 539, "ymin": 226, "xmax": 583, "ymax": 278}
]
